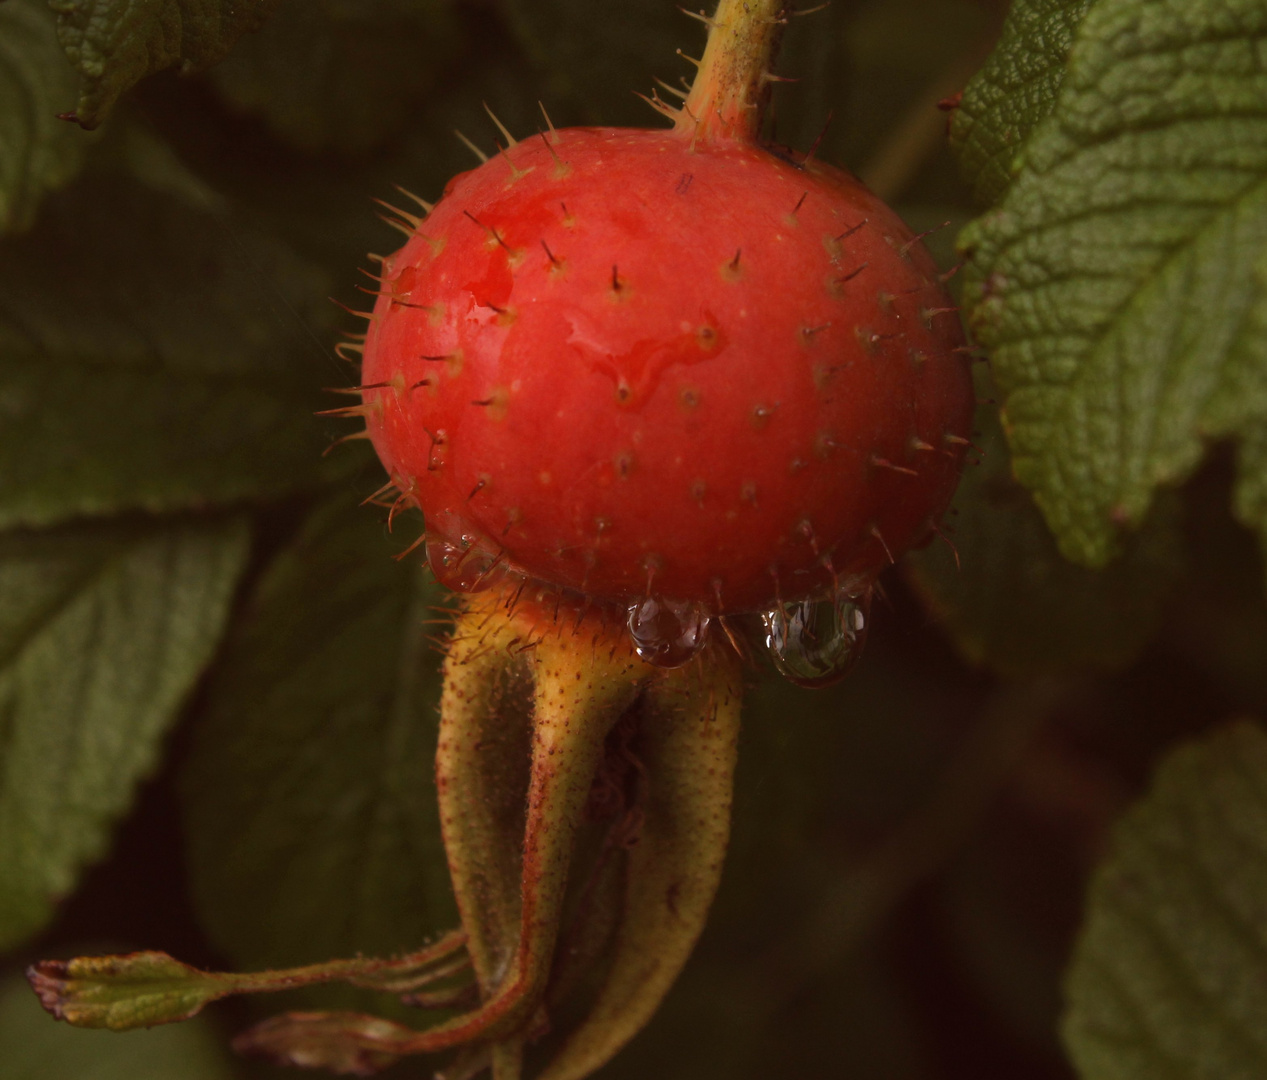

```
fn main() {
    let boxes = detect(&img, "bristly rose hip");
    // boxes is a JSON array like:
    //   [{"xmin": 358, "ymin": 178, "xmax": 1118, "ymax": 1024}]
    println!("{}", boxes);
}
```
[
  {"xmin": 353, "ymin": 38, "xmax": 972, "ymax": 679},
  {"xmin": 359, "ymin": 130, "xmax": 970, "ymax": 640}
]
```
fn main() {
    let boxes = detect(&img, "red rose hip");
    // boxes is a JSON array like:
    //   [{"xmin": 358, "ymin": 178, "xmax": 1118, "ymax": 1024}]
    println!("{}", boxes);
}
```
[{"xmin": 359, "ymin": 125, "xmax": 973, "ymax": 671}]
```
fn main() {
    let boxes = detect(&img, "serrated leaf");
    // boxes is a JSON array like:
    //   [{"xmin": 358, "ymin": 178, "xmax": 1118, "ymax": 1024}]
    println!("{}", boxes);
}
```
[
  {"xmin": 1062, "ymin": 720, "xmax": 1267, "ymax": 1080},
  {"xmin": 48, "ymin": 0, "xmax": 282, "ymax": 129},
  {"xmin": 0, "ymin": 514, "xmax": 250, "ymax": 950},
  {"xmin": 950, "ymin": 0, "xmax": 1092, "ymax": 206},
  {"xmin": 181, "ymin": 493, "xmax": 456, "ymax": 972},
  {"xmin": 0, "ymin": 969, "xmax": 236, "ymax": 1080},
  {"xmin": 960, "ymin": 0, "xmax": 1267, "ymax": 570},
  {"xmin": 206, "ymin": 0, "xmax": 458, "ymax": 155},
  {"xmin": 30, "ymin": 952, "xmax": 228, "ymax": 1031},
  {"xmin": 0, "ymin": 173, "xmax": 351, "ymax": 529},
  {"xmin": 0, "ymin": 0, "xmax": 94, "ymax": 234},
  {"xmin": 905, "ymin": 407, "xmax": 1183, "ymax": 675}
]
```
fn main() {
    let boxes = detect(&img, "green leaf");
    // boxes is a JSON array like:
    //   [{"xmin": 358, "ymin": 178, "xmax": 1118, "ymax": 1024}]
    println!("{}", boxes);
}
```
[
  {"xmin": 0, "ymin": 0, "xmax": 94, "ymax": 234},
  {"xmin": 960, "ymin": 0, "xmax": 1267, "ymax": 569},
  {"xmin": 206, "ymin": 0, "xmax": 458, "ymax": 155},
  {"xmin": 0, "ymin": 514, "xmax": 250, "ymax": 950},
  {"xmin": 950, "ymin": 0, "xmax": 1092, "ymax": 206},
  {"xmin": 181, "ymin": 493, "xmax": 456, "ymax": 972},
  {"xmin": 30, "ymin": 952, "xmax": 230, "ymax": 1032},
  {"xmin": 48, "ymin": 0, "xmax": 283, "ymax": 129},
  {"xmin": 1062, "ymin": 720, "xmax": 1267, "ymax": 1079},
  {"xmin": 0, "ymin": 968, "xmax": 236, "ymax": 1080},
  {"xmin": 905, "ymin": 407, "xmax": 1183, "ymax": 675},
  {"xmin": 0, "ymin": 172, "xmax": 350, "ymax": 529}
]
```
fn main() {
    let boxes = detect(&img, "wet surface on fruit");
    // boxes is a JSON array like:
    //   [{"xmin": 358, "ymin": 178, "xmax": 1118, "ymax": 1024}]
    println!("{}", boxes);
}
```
[{"xmin": 361, "ymin": 127, "xmax": 974, "ymax": 615}]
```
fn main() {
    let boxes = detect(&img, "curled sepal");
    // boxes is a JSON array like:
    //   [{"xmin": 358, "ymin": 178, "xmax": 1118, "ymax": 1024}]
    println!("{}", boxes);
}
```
[
  {"xmin": 26, "ymin": 930, "xmax": 468, "ymax": 1031},
  {"xmin": 540, "ymin": 645, "xmax": 743, "ymax": 1079},
  {"xmin": 231, "ymin": 584, "xmax": 745, "ymax": 1079},
  {"xmin": 424, "ymin": 584, "xmax": 653, "ymax": 1057}
]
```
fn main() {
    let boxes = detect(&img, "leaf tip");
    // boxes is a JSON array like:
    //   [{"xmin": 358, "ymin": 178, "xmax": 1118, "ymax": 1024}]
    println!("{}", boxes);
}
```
[{"xmin": 25, "ymin": 959, "xmax": 72, "ymax": 1021}]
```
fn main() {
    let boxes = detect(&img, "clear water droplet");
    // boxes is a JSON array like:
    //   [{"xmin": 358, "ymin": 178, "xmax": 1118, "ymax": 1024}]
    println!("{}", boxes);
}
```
[
  {"xmin": 761, "ymin": 585, "xmax": 872, "ymax": 687},
  {"xmin": 626, "ymin": 597, "xmax": 711, "ymax": 667},
  {"xmin": 425, "ymin": 534, "xmax": 509, "ymax": 593}
]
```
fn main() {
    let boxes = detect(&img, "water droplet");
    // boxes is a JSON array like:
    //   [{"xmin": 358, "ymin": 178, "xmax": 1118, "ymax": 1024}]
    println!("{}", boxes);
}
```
[
  {"xmin": 626, "ymin": 597, "xmax": 711, "ymax": 668},
  {"xmin": 761, "ymin": 585, "xmax": 872, "ymax": 688},
  {"xmin": 426, "ymin": 534, "xmax": 509, "ymax": 593}
]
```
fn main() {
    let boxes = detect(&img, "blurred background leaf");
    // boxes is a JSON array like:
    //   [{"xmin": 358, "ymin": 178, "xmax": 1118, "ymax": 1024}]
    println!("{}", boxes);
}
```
[
  {"xmin": 0, "ymin": 171, "xmax": 347, "ymax": 529},
  {"xmin": 834, "ymin": 0, "xmax": 995, "ymax": 204},
  {"xmin": 1063, "ymin": 721, "xmax": 1267, "ymax": 1079},
  {"xmin": 906, "ymin": 404, "xmax": 1184, "ymax": 676},
  {"xmin": 0, "ymin": 515, "xmax": 249, "ymax": 950},
  {"xmin": 206, "ymin": 0, "xmax": 459, "ymax": 155},
  {"xmin": 1226, "ymin": 252, "xmax": 1267, "ymax": 587},
  {"xmin": 0, "ymin": 0, "xmax": 94, "ymax": 234},
  {"xmin": 498, "ymin": 0, "xmax": 692, "ymax": 130},
  {"xmin": 181, "ymin": 494, "xmax": 455, "ymax": 974}
]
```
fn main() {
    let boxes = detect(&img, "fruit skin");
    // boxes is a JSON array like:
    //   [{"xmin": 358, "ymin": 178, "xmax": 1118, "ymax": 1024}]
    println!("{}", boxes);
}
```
[{"xmin": 361, "ymin": 127, "xmax": 972, "ymax": 614}]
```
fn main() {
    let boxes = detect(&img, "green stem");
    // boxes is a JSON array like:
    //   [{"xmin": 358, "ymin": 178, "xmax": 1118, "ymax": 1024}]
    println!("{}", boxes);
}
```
[{"xmin": 678, "ymin": 0, "xmax": 789, "ymax": 143}]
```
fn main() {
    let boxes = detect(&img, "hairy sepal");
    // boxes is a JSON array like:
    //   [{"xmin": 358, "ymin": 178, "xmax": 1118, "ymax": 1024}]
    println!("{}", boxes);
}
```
[
  {"xmin": 539, "ymin": 643, "xmax": 743, "ymax": 1079},
  {"xmin": 429, "ymin": 585, "xmax": 650, "ymax": 1054}
]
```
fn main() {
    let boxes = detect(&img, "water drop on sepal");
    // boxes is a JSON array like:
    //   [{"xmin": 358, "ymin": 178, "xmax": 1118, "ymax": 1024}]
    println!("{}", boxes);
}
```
[
  {"xmin": 425, "ymin": 534, "xmax": 511, "ymax": 593},
  {"xmin": 626, "ymin": 596, "xmax": 711, "ymax": 667},
  {"xmin": 761, "ymin": 584, "xmax": 872, "ymax": 687}
]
